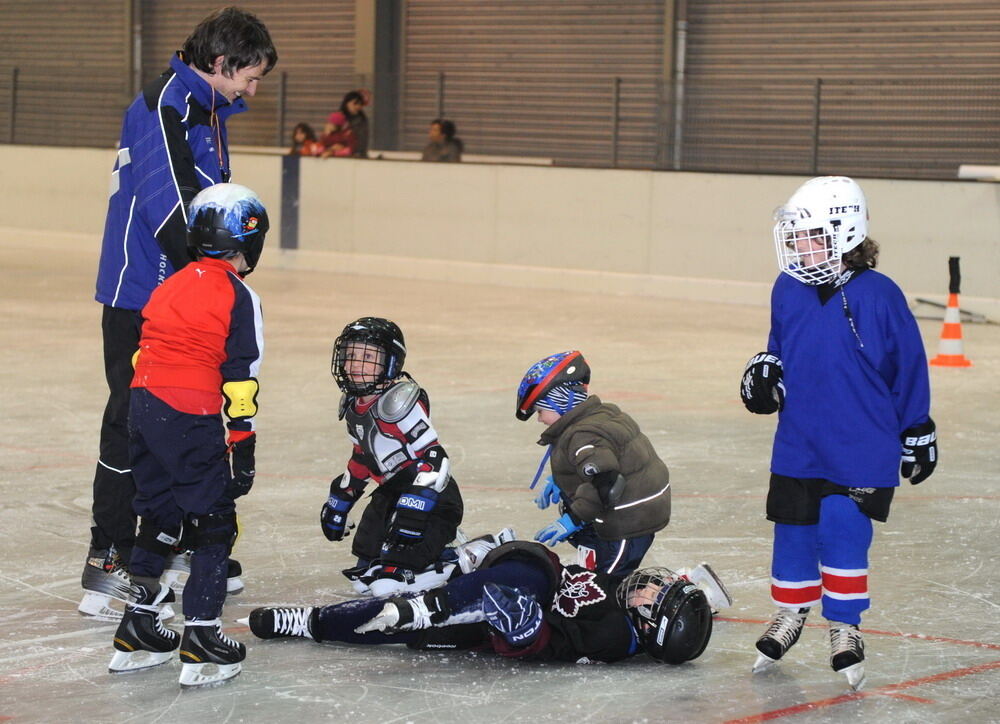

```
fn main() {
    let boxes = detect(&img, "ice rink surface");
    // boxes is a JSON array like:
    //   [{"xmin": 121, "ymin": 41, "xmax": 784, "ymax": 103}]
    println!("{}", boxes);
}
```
[{"xmin": 1, "ymin": 231, "xmax": 998, "ymax": 723}]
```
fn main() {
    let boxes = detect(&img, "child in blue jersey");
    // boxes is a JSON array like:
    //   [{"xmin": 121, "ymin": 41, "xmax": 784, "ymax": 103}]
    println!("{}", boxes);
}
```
[{"xmin": 740, "ymin": 176, "xmax": 937, "ymax": 691}]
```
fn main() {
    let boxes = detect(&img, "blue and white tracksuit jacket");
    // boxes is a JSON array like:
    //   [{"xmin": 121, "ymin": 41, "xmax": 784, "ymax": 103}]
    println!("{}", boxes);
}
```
[{"xmin": 95, "ymin": 53, "xmax": 248, "ymax": 311}]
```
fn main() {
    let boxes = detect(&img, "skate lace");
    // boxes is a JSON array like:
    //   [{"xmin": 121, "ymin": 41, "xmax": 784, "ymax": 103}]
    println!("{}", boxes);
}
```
[
  {"xmin": 215, "ymin": 623, "xmax": 240, "ymax": 648},
  {"xmin": 830, "ymin": 625, "xmax": 862, "ymax": 655},
  {"xmin": 273, "ymin": 608, "xmax": 312, "ymax": 637},
  {"xmin": 153, "ymin": 615, "xmax": 174, "ymax": 639},
  {"xmin": 763, "ymin": 609, "xmax": 805, "ymax": 648}
]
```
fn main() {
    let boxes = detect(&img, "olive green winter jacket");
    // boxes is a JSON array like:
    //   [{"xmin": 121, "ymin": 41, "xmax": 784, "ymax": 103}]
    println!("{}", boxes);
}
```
[{"xmin": 538, "ymin": 395, "xmax": 671, "ymax": 541}]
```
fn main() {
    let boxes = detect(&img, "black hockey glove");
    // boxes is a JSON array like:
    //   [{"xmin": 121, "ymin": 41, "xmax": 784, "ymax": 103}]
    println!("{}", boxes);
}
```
[
  {"xmin": 388, "ymin": 486, "xmax": 440, "ymax": 545},
  {"xmin": 321, "ymin": 475, "xmax": 359, "ymax": 541},
  {"xmin": 740, "ymin": 352, "xmax": 786, "ymax": 415},
  {"xmin": 900, "ymin": 418, "xmax": 937, "ymax": 485},
  {"xmin": 226, "ymin": 433, "xmax": 256, "ymax": 499}
]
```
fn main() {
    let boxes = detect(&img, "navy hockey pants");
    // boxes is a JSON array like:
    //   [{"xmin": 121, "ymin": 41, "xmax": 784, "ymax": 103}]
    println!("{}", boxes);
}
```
[
  {"xmin": 127, "ymin": 387, "xmax": 236, "ymax": 619},
  {"xmin": 314, "ymin": 559, "xmax": 549, "ymax": 645}
]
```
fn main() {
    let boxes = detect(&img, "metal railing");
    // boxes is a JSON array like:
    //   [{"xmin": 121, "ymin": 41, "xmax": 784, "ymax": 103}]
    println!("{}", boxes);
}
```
[{"xmin": 2, "ymin": 66, "xmax": 997, "ymax": 180}]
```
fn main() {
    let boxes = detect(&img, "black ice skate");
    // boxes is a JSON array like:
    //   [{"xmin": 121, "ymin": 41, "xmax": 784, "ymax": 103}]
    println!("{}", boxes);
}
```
[
  {"xmin": 79, "ymin": 547, "xmax": 132, "ymax": 621},
  {"xmin": 178, "ymin": 619, "xmax": 246, "ymax": 687},
  {"xmin": 829, "ymin": 622, "xmax": 866, "ymax": 691},
  {"xmin": 161, "ymin": 551, "xmax": 245, "ymax": 596},
  {"xmin": 752, "ymin": 607, "xmax": 810, "ymax": 673},
  {"xmin": 108, "ymin": 582, "xmax": 180, "ymax": 673},
  {"xmin": 248, "ymin": 607, "xmax": 316, "ymax": 640}
]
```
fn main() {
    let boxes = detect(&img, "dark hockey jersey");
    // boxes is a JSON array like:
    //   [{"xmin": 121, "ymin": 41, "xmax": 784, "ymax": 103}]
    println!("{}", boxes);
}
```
[{"xmin": 411, "ymin": 543, "xmax": 639, "ymax": 663}]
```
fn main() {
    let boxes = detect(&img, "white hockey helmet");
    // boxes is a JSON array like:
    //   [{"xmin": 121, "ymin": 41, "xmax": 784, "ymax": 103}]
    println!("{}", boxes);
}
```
[{"xmin": 772, "ymin": 176, "xmax": 868, "ymax": 285}]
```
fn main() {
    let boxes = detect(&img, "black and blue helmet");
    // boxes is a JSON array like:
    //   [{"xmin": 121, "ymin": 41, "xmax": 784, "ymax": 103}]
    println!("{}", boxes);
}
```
[{"xmin": 187, "ymin": 183, "xmax": 269, "ymax": 274}]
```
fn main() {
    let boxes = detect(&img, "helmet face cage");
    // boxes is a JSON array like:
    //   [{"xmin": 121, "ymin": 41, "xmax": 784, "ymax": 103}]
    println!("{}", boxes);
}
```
[
  {"xmin": 617, "ymin": 566, "xmax": 682, "ymax": 628},
  {"xmin": 331, "ymin": 318, "xmax": 406, "ymax": 396},
  {"xmin": 772, "ymin": 176, "xmax": 868, "ymax": 286},
  {"xmin": 516, "ymin": 350, "xmax": 591, "ymax": 421},
  {"xmin": 617, "ymin": 567, "xmax": 712, "ymax": 664},
  {"xmin": 187, "ymin": 183, "xmax": 269, "ymax": 273}
]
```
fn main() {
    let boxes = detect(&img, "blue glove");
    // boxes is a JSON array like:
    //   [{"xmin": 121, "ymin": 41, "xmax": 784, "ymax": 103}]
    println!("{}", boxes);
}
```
[
  {"xmin": 482, "ymin": 582, "xmax": 543, "ymax": 647},
  {"xmin": 321, "ymin": 494, "xmax": 355, "ymax": 541},
  {"xmin": 534, "ymin": 513, "xmax": 583, "ymax": 547},
  {"xmin": 390, "ymin": 486, "xmax": 440, "ymax": 544},
  {"xmin": 534, "ymin": 476, "xmax": 560, "ymax": 510}
]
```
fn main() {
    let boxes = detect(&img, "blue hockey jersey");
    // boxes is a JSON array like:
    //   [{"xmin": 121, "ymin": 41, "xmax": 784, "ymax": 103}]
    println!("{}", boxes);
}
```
[
  {"xmin": 95, "ymin": 54, "xmax": 247, "ymax": 311},
  {"xmin": 768, "ymin": 269, "xmax": 931, "ymax": 487}
]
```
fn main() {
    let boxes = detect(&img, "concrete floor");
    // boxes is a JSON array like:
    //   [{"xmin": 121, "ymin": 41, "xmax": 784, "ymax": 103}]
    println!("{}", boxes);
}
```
[{"xmin": 1, "ymin": 230, "xmax": 998, "ymax": 723}]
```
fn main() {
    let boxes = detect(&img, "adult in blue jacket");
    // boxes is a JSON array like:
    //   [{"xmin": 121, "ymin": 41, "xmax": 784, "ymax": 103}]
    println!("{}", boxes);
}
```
[
  {"xmin": 739, "ymin": 176, "xmax": 937, "ymax": 691},
  {"xmin": 81, "ymin": 7, "xmax": 277, "ymax": 621}
]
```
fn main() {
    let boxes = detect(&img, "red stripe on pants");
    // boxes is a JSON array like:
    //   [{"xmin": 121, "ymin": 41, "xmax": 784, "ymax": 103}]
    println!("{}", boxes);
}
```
[
  {"xmin": 772, "ymin": 584, "xmax": 821, "ymax": 606},
  {"xmin": 822, "ymin": 572, "xmax": 867, "ymax": 595}
]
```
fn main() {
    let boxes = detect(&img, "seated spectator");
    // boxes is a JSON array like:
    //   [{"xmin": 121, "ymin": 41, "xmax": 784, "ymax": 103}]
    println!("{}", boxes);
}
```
[
  {"xmin": 289, "ymin": 122, "xmax": 322, "ymax": 156},
  {"xmin": 321, "ymin": 90, "xmax": 370, "ymax": 158},
  {"xmin": 421, "ymin": 119, "xmax": 463, "ymax": 162}
]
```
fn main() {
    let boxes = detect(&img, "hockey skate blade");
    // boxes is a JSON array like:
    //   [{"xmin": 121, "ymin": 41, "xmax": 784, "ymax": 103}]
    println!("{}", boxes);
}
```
[
  {"xmin": 78, "ymin": 592, "xmax": 125, "ymax": 622},
  {"xmin": 108, "ymin": 648, "xmax": 174, "ymax": 673},
  {"xmin": 179, "ymin": 661, "xmax": 242, "ymax": 688},
  {"xmin": 838, "ymin": 662, "xmax": 867, "ymax": 691},
  {"xmin": 226, "ymin": 575, "xmax": 245, "ymax": 596},
  {"xmin": 688, "ymin": 563, "xmax": 733, "ymax": 611},
  {"xmin": 752, "ymin": 652, "xmax": 779, "ymax": 674}
]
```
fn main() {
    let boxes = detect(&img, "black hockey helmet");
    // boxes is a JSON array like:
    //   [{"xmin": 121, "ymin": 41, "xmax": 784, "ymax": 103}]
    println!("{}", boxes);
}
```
[
  {"xmin": 515, "ymin": 350, "xmax": 590, "ymax": 421},
  {"xmin": 187, "ymin": 183, "xmax": 269, "ymax": 274},
  {"xmin": 617, "ymin": 567, "xmax": 713, "ymax": 664},
  {"xmin": 332, "ymin": 317, "xmax": 406, "ymax": 395}
]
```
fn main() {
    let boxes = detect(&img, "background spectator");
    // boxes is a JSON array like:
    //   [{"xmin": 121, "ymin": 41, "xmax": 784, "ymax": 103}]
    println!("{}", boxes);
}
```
[
  {"xmin": 321, "ymin": 89, "xmax": 370, "ymax": 158},
  {"xmin": 421, "ymin": 119, "xmax": 463, "ymax": 162},
  {"xmin": 289, "ymin": 122, "xmax": 322, "ymax": 156}
]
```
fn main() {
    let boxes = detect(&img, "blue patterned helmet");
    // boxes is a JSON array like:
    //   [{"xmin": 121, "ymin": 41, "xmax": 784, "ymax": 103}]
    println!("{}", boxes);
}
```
[
  {"xmin": 187, "ymin": 183, "xmax": 269, "ymax": 274},
  {"xmin": 516, "ymin": 350, "xmax": 590, "ymax": 421}
]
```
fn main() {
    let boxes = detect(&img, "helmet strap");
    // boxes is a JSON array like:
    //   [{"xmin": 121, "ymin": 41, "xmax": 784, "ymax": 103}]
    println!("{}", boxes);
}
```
[{"xmin": 528, "ymin": 446, "xmax": 553, "ymax": 490}]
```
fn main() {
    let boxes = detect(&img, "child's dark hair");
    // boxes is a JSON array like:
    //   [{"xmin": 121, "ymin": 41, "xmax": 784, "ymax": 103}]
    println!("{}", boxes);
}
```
[
  {"xmin": 842, "ymin": 237, "xmax": 879, "ymax": 269},
  {"xmin": 182, "ymin": 7, "xmax": 278, "ymax": 77},
  {"xmin": 432, "ymin": 118, "xmax": 463, "ymax": 152},
  {"xmin": 340, "ymin": 90, "xmax": 368, "ymax": 117},
  {"xmin": 292, "ymin": 122, "xmax": 317, "ymax": 142}
]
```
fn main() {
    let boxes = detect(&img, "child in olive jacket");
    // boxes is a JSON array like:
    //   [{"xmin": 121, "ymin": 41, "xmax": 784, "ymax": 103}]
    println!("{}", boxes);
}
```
[{"xmin": 516, "ymin": 351, "xmax": 671, "ymax": 580}]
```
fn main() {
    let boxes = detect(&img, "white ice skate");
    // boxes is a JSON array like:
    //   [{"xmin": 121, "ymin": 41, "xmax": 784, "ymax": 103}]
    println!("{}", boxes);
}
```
[
  {"xmin": 162, "ymin": 551, "xmax": 244, "ymax": 595},
  {"xmin": 367, "ymin": 562, "xmax": 457, "ymax": 597},
  {"xmin": 455, "ymin": 527, "xmax": 516, "ymax": 574},
  {"xmin": 679, "ymin": 563, "xmax": 732, "ymax": 612},
  {"xmin": 355, "ymin": 592, "xmax": 443, "ymax": 634},
  {"xmin": 829, "ymin": 622, "xmax": 866, "ymax": 691}
]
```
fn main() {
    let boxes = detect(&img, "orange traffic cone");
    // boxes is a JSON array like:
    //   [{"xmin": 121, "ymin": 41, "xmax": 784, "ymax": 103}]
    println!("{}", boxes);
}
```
[{"xmin": 930, "ymin": 257, "xmax": 972, "ymax": 367}]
